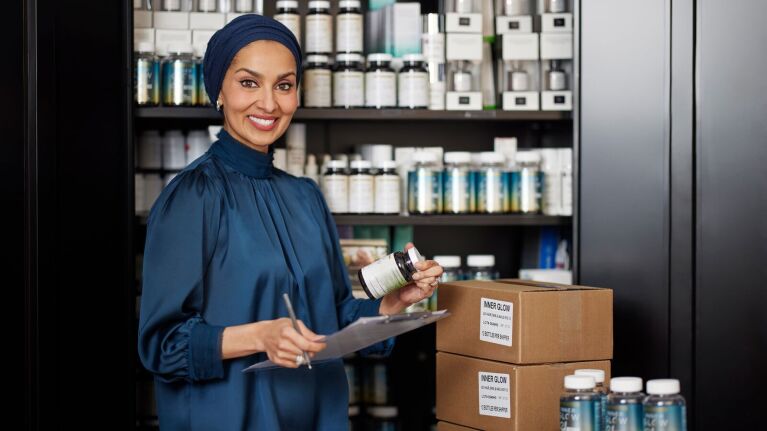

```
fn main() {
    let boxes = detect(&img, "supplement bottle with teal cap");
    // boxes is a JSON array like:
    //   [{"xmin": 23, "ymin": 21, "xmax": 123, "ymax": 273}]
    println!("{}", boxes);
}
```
[
  {"xmin": 560, "ymin": 374, "xmax": 600, "ymax": 431},
  {"xmin": 643, "ymin": 379, "xmax": 686, "ymax": 431},
  {"xmin": 606, "ymin": 377, "xmax": 644, "ymax": 431},
  {"xmin": 575, "ymin": 369, "xmax": 607, "ymax": 431}
]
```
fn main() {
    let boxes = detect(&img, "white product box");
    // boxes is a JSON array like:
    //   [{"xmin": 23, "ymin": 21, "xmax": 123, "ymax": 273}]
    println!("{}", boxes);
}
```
[
  {"xmin": 386, "ymin": 3, "xmax": 422, "ymax": 57},
  {"xmin": 540, "ymin": 33, "xmax": 573, "ymax": 60},
  {"xmin": 541, "ymin": 13, "xmax": 573, "ymax": 33},
  {"xmin": 134, "ymin": 28, "xmax": 155, "ymax": 46},
  {"xmin": 189, "ymin": 12, "xmax": 225, "ymax": 30},
  {"xmin": 495, "ymin": 15, "xmax": 533, "ymax": 34},
  {"xmin": 502, "ymin": 91, "xmax": 539, "ymax": 110},
  {"xmin": 541, "ymin": 90, "xmax": 572, "ymax": 111},
  {"xmin": 494, "ymin": 137, "xmax": 518, "ymax": 162},
  {"xmin": 446, "ymin": 92, "xmax": 482, "ymax": 110},
  {"xmin": 155, "ymin": 29, "xmax": 193, "ymax": 56},
  {"xmin": 153, "ymin": 11, "xmax": 190, "ymax": 30},
  {"xmin": 134, "ymin": 10, "xmax": 153, "ymax": 28},
  {"xmin": 446, "ymin": 33, "xmax": 483, "ymax": 61},
  {"xmin": 502, "ymin": 33, "xmax": 539, "ymax": 61},
  {"xmin": 192, "ymin": 30, "xmax": 215, "ymax": 57},
  {"xmin": 445, "ymin": 13, "xmax": 483, "ymax": 34}
]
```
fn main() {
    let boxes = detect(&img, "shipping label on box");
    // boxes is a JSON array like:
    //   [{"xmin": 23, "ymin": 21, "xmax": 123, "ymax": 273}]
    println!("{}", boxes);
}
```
[
  {"xmin": 437, "ymin": 279, "xmax": 613, "ymax": 364},
  {"xmin": 437, "ymin": 352, "xmax": 611, "ymax": 431}
]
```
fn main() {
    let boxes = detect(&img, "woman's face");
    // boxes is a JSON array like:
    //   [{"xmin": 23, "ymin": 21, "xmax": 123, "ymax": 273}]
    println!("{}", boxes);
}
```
[{"xmin": 219, "ymin": 40, "xmax": 299, "ymax": 153}]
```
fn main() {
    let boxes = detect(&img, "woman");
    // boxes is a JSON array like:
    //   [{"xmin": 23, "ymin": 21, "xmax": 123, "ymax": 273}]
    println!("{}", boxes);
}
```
[{"xmin": 138, "ymin": 15, "xmax": 443, "ymax": 430}]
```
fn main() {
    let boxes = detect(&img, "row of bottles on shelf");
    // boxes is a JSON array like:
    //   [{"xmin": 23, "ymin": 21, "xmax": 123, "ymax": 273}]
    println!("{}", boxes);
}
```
[{"xmin": 134, "ymin": 0, "xmax": 574, "ymax": 110}]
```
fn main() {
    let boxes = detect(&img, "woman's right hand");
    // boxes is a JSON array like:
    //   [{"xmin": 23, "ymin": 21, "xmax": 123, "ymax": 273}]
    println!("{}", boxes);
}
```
[{"xmin": 255, "ymin": 318, "xmax": 327, "ymax": 368}]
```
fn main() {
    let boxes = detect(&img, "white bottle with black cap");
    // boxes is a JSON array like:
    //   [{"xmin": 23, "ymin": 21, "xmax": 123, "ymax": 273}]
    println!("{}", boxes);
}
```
[
  {"xmin": 374, "ymin": 160, "xmax": 400, "ymax": 214},
  {"xmin": 336, "ymin": 0, "xmax": 363, "ymax": 53},
  {"xmin": 348, "ymin": 160, "xmax": 375, "ymax": 214},
  {"xmin": 333, "ymin": 53, "xmax": 365, "ymax": 108},
  {"xmin": 305, "ymin": 1, "xmax": 332, "ymax": 55},
  {"xmin": 274, "ymin": 1, "xmax": 301, "ymax": 45},
  {"xmin": 365, "ymin": 53, "xmax": 397, "ymax": 108},
  {"xmin": 398, "ymin": 54, "xmax": 429, "ymax": 109},
  {"xmin": 323, "ymin": 160, "xmax": 349, "ymax": 214},
  {"xmin": 303, "ymin": 55, "xmax": 332, "ymax": 108}
]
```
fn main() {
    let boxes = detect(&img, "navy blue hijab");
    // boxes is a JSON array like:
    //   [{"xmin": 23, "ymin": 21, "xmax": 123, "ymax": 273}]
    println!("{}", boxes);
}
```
[{"xmin": 202, "ymin": 14, "xmax": 302, "ymax": 108}]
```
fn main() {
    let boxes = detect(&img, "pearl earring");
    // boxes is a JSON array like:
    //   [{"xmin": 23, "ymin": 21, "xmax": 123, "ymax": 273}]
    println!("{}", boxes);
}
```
[{"xmin": 216, "ymin": 98, "xmax": 223, "ymax": 111}]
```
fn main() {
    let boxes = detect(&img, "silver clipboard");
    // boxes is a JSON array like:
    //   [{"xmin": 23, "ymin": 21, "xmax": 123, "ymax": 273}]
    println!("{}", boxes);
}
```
[{"xmin": 242, "ymin": 310, "xmax": 450, "ymax": 372}]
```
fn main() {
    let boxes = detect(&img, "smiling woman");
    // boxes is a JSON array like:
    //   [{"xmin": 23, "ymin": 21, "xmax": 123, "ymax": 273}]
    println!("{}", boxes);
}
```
[{"xmin": 136, "ymin": 13, "xmax": 443, "ymax": 431}]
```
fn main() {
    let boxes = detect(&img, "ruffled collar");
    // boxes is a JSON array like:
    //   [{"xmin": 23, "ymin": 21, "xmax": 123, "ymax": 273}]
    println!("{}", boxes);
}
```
[{"xmin": 209, "ymin": 129, "xmax": 274, "ymax": 179}]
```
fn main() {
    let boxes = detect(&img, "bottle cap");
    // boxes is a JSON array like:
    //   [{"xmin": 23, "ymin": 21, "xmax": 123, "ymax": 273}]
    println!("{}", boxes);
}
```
[
  {"xmin": 308, "ymin": 1, "xmax": 330, "ymax": 10},
  {"xmin": 327, "ymin": 160, "xmax": 348, "ymax": 170},
  {"xmin": 433, "ymin": 255, "xmax": 461, "ymax": 268},
  {"xmin": 407, "ymin": 247, "xmax": 425, "ymax": 264},
  {"xmin": 339, "ymin": 0, "xmax": 361, "ymax": 8},
  {"xmin": 515, "ymin": 150, "xmax": 541, "ymax": 164},
  {"xmin": 350, "ymin": 160, "xmax": 372, "ymax": 170},
  {"xmin": 564, "ymin": 375, "xmax": 596, "ymax": 390},
  {"xmin": 277, "ymin": 0, "xmax": 299, "ymax": 8},
  {"xmin": 575, "ymin": 369, "xmax": 605, "ymax": 384},
  {"xmin": 337, "ymin": 53, "xmax": 364, "ymax": 63},
  {"xmin": 423, "ymin": 13, "xmax": 445, "ymax": 34},
  {"xmin": 306, "ymin": 54, "xmax": 329, "ymax": 64},
  {"xmin": 368, "ymin": 53, "xmax": 393, "ymax": 63},
  {"xmin": 646, "ymin": 379, "xmax": 680, "ymax": 395},
  {"xmin": 444, "ymin": 151, "xmax": 472, "ymax": 164},
  {"xmin": 376, "ymin": 160, "xmax": 398, "ymax": 170},
  {"xmin": 610, "ymin": 377, "xmax": 643, "ymax": 393},
  {"xmin": 402, "ymin": 53, "xmax": 426, "ymax": 63},
  {"xmin": 480, "ymin": 151, "xmax": 506, "ymax": 164},
  {"xmin": 413, "ymin": 150, "xmax": 438, "ymax": 164},
  {"xmin": 136, "ymin": 42, "xmax": 155, "ymax": 53},
  {"xmin": 467, "ymin": 254, "xmax": 495, "ymax": 267}
]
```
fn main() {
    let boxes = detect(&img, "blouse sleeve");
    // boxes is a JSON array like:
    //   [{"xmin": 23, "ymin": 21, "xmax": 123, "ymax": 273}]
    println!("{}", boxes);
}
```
[
  {"xmin": 304, "ymin": 179, "xmax": 395, "ymax": 357},
  {"xmin": 138, "ymin": 170, "xmax": 226, "ymax": 383}
]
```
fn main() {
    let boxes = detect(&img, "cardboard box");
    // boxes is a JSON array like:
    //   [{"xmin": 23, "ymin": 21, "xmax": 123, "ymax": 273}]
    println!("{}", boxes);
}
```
[
  {"xmin": 437, "ymin": 279, "xmax": 612, "ymax": 364},
  {"xmin": 437, "ymin": 421, "xmax": 480, "ymax": 431},
  {"xmin": 437, "ymin": 352, "xmax": 611, "ymax": 431}
]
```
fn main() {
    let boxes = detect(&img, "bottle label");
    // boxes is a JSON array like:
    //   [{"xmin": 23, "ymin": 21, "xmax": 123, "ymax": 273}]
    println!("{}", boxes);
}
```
[
  {"xmin": 561, "ymin": 172, "xmax": 573, "ymax": 215},
  {"xmin": 443, "ymin": 169, "xmax": 473, "ymax": 213},
  {"xmin": 360, "ymin": 253, "xmax": 407, "ymax": 298},
  {"xmin": 365, "ymin": 71, "xmax": 397, "ymax": 108},
  {"xmin": 407, "ymin": 169, "xmax": 442, "ymax": 214},
  {"xmin": 303, "ymin": 69, "xmax": 332, "ymax": 107},
  {"xmin": 305, "ymin": 14, "xmax": 332, "ymax": 53},
  {"xmin": 398, "ymin": 71, "xmax": 429, "ymax": 108},
  {"xmin": 479, "ymin": 297, "xmax": 513, "ymax": 346},
  {"xmin": 163, "ymin": 59, "xmax": 197, "ymax": 106},
  {"xmin": 560, "ymin": 400, "xmax": 599, "ymax": 431},
  {"xmin": 274, "ymin": 14, "xmax": 301, "ymax": 45},
  {"xmin": 336, "ymin": 14, "xmax": 363, "ymax": 53},
  {"xmin": 606, "ymin": 403, "xmax": 642, "ymax": 431},
  {"xmin": 477, "ymin": 170, "xmax": 508, "ymax": 213},
  {"xmin": 348, "ymin": 175, "xmax": 374, "ymax": 213},
  {"xmin": 478, "ymin": 371, "xmax": 511, "ymax": 418},
  {"xmin": 322, "ymin": 175, "xmax": 348, "ymax": 213},
  {"xmin": 422, "ymin": 33, "xmax": 446, "ymax": 62},
  {"xmin": 516, "ymin": 169, "xmax": 540, "ymax": 213},
  {"xmin": 643, "ymin": 405, "xmax": 686, "ymax": 431},
  {"xmin": 135, "ymin": 59, "xmax": 160, "ymax": 105},
  {"xmin": 333, "ymin": 71, "xmax": 365, "ymax": 107},
  {"xmin": 543, "ymin": 171, "xmax": 562, "ymax": 215},
  {"xmin": 374, "ymin": 175, "xmax": 400, "ymax": 214}
]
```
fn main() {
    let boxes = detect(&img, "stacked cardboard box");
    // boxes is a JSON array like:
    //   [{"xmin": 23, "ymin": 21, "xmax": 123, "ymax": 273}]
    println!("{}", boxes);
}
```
[{"xmin": 436, "ymin": 279, "xmax": 613, "ymax": 431}]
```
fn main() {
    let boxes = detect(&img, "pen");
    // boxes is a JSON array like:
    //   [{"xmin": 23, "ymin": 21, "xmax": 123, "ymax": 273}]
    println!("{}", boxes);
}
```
[{"xmin": 282, "ymin": 293, "xmax": 312, "ymax": 369}]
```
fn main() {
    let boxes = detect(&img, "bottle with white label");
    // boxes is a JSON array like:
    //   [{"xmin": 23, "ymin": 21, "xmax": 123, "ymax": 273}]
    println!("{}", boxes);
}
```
[
  {"xmin": 374, "ymin": 160, "xmax": 400, "ymax": 214},
  {"xmin": 548, "ymin": 60, "xmax": 568, "ymax": 91},
  {"xmin": 443, "ymin": 151, "xmax": 474, "ymax": 214},
  {"xmin": 560, "ymin": 148, "xmax": 573, "ymax": 216},
  {"xmin": 607, "ymin": 377, "xmax": 644, "ymax": 431},
  {"xmin": 643, "ymin": 379, "xmax": 687, "ymax": 431},
  {"xmin": 477, "ymin": 152, "xmax": 508, "ymax": 213},
  {"xmin": 466, "ymin": 255, "xmax": 498, "ymax": 280},
  {"xmin": 336, "ymin": 0, "xmax": 363, "ymax": 53},
  {"xmin": 274, "ymin": 1, "xmax": 301, "ymax": 46},
  {"xmin": 561, "ymin": 375, "xmax": 600, "ymax": 431},
  {"xmin": 576, "ymin": 369, "xmax": 607, "ymax": 431},
  {"xmin": 305, "ymin": 1, "xmax": 333, "ymax": 55},
  {"xmin": 365, "ymin": 53, "xmax": 397, "ymax": 108},
  {"xmin": 323, "ymin": 160, "xmax": 349, "ymax": 213},
  {"xmin": 348, "ymin": 160, "xmax": 375, "ymax": 214},
  {"xmin": 398, "ymin": 54, "xmax": 429, "ymax": 109},
  {"xmin": 333, "ymin": 53, "xmax": 365, "ymax": 108},
  {"xmin": 407, "ymin": 151, "xmax": 443, "ymax": 214},
  {"xmin": 303, "ymin": 55, "xmax": 332, "ymax": 108},
  {"xmin": 422, "ymin": 14, "xmax": 446, "ymax": 110}
]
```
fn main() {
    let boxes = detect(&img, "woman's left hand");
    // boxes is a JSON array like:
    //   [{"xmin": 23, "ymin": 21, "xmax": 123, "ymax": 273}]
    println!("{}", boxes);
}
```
[{"xmin": 379, "ymin": 243, "xmax": 444, "ymax": 315}]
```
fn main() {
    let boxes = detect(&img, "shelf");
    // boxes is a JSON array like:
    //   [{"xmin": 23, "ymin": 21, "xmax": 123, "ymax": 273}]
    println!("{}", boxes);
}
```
[
  {"xmin": 135, "ymin": 211, "xmax": 569, "ymax": 226},
  {"xmin": 134, "ymin": 107, "xmax": 571, "ymax": 122}
]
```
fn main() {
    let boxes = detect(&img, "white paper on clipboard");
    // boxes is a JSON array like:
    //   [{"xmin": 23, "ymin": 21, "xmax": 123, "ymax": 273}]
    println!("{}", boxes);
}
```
[{"xmin": 242, "ymin": 310, "xmax": 450, "ymax": 372}]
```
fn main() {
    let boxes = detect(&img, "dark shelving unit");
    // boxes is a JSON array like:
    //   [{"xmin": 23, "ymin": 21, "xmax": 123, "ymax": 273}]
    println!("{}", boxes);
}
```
[{"xmin": 135, "ymin": 106, "xmax": 571, "ymax": 122}]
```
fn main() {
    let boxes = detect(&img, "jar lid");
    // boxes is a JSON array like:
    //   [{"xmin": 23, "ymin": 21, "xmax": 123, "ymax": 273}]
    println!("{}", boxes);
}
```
[
  {"xmin": 480, "ymin": 151, "xmax": 506, "ymax": 164},
  {"xmin": 336, "ymin": 52, "xmax": 364, "ymax": 63},
  {"xmin": 402, "ymin": 53, "xmax": 426, "ymax": 63},
  {"xmin": 367, "ymin": 406, "xmax": 398, "ymax": 419},
  {"xmin": 350, "ymin": 160, "xmax": 372, "ymax": 170},
  {"xmin": 276, "ymin": 0, "xmax": 298, "ymax": 8},
  {"xmin": 308, "ymin": 1, "xmax": 330, "ymax": 9},
  {"xmin": 376, "ymin": 160, "xmax": 398, "ymax": 170},
  {"xmin": 367, "ymin": 53, "xmax": 393, "ymax": 63},
  {"xmin": 646, "ymin": 379, "xmax": 680, "ymax": 395},
  {"xmin": 306, "ymin": 54, "xmax": 329, "ymax": 64},
  {"xmin": 467, "ymin": 254, "xmax": 494, "ymax": 267},
  {"xmin": 575, "ymin": 369, "xmax": 605, "ymax": 384},
  {"xmin": 443, "ymin": 151, "xmax": 471, "ymax": 164},
  {"xmin": 433, "ymin": 255, "xmax": 461, "ymax": 268},
  {"xmin": 565, "ymin": 375, "xmax": 596, "ymax": 390},
  {"xmin": 327, "ymin": 160, "xmax": 348, "ymax": 169},
  {"xmin": 412, "ymin": 150, "xmax": 438, "ymax": 164},
  {"xmin": 610, "ymin": 377, "xmax": 643, "ymax": 393},
  {"xmin": 135, "ymin": 42, "xmax": 155, "ymax": 53},
  {"xmin": 339, "ymin": 0, "xmax": 361, "ymax": 8},
  {"xmin": 515, "ymin": 150, "xmax": 541, "ymax": 164},
  {"xmin": 407, "ymin": 247, "xmax": 425, "ymax": 265},
  {"xmin": 168, "ymin": 43, "xmax": 194, "ymax": 55}
]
